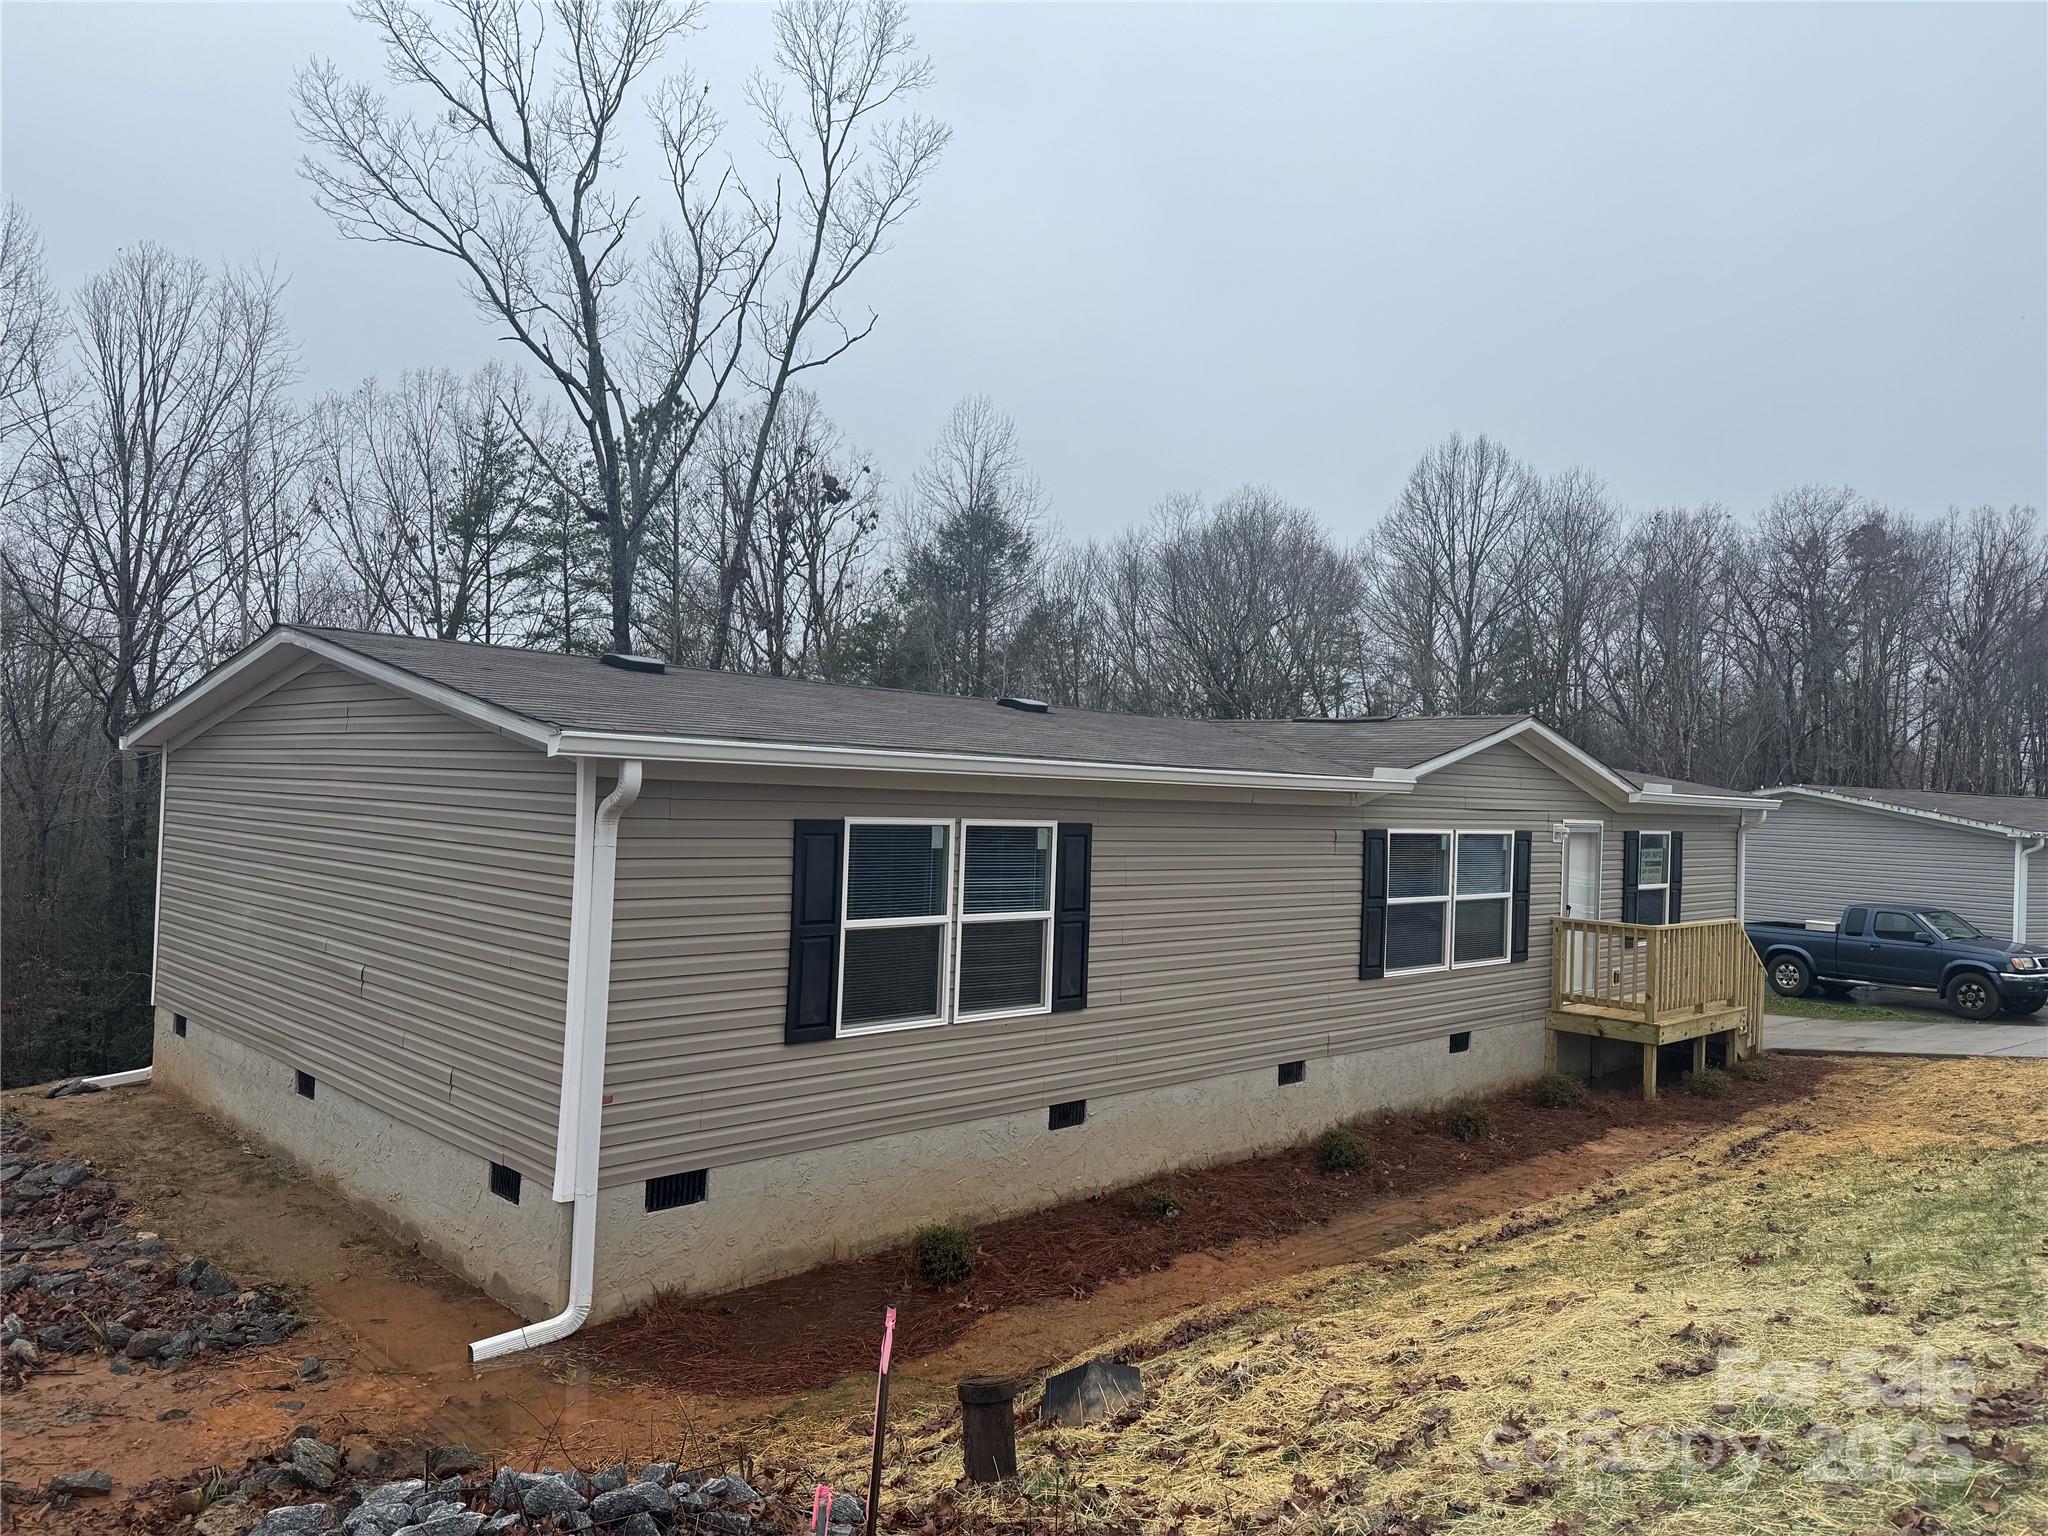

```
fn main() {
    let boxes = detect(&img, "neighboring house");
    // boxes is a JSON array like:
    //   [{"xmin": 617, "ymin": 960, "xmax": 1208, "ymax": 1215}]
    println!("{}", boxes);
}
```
[
  {"xmin": 121, "ymin": 627, "xmax": 1775, "ymax": 1355},
  {"xmin": 1750, "ymin": 786, "xmax": 2048, "ymax": 941}
]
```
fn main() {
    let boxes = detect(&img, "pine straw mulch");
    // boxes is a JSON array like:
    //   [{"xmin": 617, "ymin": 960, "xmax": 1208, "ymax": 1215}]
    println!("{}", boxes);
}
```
[
  {"xmin": 573, "ymin": 1055, "xmax": 1834, "ymax": 1397},
  {"xmin": 762, "ymin": 1056, "xmax": 2048, "ymax": 1536}
]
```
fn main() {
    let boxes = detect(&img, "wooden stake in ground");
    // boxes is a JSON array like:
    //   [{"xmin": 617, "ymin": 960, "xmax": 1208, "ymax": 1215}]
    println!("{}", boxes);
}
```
[{"xmin": 864, "ymin": 1307, "xmax": 896, "ymax": 1536}]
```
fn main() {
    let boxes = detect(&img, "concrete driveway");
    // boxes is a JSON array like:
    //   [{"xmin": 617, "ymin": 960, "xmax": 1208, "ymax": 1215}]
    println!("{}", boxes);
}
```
[{"xmin": 1768, "ymin": 1011, "xmax": 2047, "ymax": 1058}]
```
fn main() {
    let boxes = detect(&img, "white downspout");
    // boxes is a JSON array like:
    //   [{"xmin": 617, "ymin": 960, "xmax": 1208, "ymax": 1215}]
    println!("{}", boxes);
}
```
[
  {"xmin": 1736, "ymin": 809, "xmax": 1766, "ymax": 922},
  {"xmin": 470, "ymin": 759, "xmax": 643, "ymax": 1363},
  {"xmin": 2013, "ymin": 837, "xmax": 2043, "ymax": 943},
  {"xmin": 85, "ymin": 751, "xmax": 171, "ymax": 1093}
]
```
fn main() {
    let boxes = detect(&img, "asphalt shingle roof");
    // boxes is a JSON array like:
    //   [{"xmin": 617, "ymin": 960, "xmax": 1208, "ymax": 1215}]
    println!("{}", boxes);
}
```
[
  {"xmin": 303, "ymin": 628, "xmax": 1518, "ymax": 780},
  {"xmin": 1778, "ymin": 784, "xmax": 2048, "ymax": 837}
]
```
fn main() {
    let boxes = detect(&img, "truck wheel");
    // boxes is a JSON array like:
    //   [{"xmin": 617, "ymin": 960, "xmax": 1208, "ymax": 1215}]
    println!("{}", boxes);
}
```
[
  {"xmin": 1947, "ymin": 972, "xmax": 2000, "ymax": 1020},
  {"xmin": 1767, "ymin": 955, "xmax": 1812, "ymax": 997},
  {"xmin": 2002, "ymin": 997, "xmax": 2044, "ymax": 1017}
]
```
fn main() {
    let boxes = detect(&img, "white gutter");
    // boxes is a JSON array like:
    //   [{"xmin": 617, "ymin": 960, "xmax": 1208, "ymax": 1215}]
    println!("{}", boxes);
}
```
[
  {"xmin": 469, "ymin": 759, "xmax": 643, "ymax": 1364},
  {"xmin": 547, "ymin": 728, "xmax": 1404, "ymax": 797},
  {"xmin": 2014, "ymin": 838, "xmax": 2044, "ymax": 943},
  {"xmin": 80, "ymin": 1066, "xmax": 152, "ymax": 1089}
]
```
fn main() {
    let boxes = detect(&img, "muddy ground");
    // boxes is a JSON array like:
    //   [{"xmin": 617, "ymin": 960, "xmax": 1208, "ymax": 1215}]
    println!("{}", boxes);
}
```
[{"xmin": 0, "ymin": 1054, "xmax": 1855, "ymax": 1530}]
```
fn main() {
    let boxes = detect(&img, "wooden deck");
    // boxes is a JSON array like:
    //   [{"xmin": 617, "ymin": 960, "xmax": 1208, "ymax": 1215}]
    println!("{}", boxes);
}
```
[{"xmin": 1545, "ymin": 917, "xmax": 1766, "ymax": 1099}]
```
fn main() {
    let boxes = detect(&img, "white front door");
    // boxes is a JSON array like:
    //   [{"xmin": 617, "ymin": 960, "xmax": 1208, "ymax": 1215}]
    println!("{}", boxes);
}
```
[{"xmin": 1562, "ymin": 826, "xmax": 1601, "ymax": 992}]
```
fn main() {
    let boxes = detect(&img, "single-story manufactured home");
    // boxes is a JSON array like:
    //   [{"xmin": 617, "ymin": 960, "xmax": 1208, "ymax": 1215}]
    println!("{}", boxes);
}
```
[
  {"xmin": 122, "ymin": 628, "xmax": 1776, "ymax": 1357},
  {"xmin": 1749, "ymin": 785, "xmax": 2048, "ymax": 942}
]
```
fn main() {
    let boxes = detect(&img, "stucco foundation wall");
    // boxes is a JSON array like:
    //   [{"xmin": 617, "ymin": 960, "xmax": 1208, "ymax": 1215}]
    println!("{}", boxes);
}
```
[
  {"xmin": 152, "ymin": 1006, "xmax": 570, "ymax": 1320},
  {"xmin": 593, "ymin": 1023, "xmax": 1541, "ymax": 1318}
]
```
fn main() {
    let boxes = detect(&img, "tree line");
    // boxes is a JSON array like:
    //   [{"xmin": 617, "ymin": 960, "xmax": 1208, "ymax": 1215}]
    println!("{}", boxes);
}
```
[{"xmin": 2, "ymin": 0, "xmax": 2042, "ymax": 1086}]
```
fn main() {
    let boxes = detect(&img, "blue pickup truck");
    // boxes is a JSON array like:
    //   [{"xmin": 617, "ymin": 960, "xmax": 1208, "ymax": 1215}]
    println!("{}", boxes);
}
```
[{"xmin": 1745, "ymin": 904, "xmax": 2048, "ymax": 1019}]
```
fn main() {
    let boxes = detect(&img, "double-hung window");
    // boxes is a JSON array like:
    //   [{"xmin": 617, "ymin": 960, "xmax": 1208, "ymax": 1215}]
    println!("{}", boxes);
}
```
[
  {"xmin": 837, "ymin": 817, "xmax": 1056, "ymax": 1033},
  {"xmin": 1635, "ymin": 832, "xmax": 1671, "ymax": 924},
  {"xmin": 1385, "ymin": 829, "xmax": 1514, "ymax": 974}
]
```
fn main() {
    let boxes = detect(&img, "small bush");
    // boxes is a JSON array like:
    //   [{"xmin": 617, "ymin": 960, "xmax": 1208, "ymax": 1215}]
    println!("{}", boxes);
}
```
[
  {"xmin": 1729, "ymin": 1055, "xmax": 1776, "ymax": 1083},
  {"xmin": 1531, "ymin": 1071, "xmax": 1588, "ymax": 1110},
  {"xmin": 911, "ymin": 1222, "xmax": 979, "ymax": 1287},
  {"xmin": 1444, "ymin": 1101, "xmax": 1495, "ymax": 1143},
  {"xmin": 1684, "ymin": 1067, "xmax": 1732, "ymax": 1099},
  {"xmin": 1315, "ymin": 1125, "xmax": 1374, "ymax": 1175},
  {"xmin": 1125, "ymin": 1184, "xmax": 1185, "ymax": 1221}
]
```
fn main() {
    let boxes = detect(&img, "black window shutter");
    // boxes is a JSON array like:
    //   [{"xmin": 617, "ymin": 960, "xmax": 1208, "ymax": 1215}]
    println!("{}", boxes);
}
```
[
  {"xmin": 1620, "ymin": 830, "xmax": 1640, "ymax": 924},
  {"xmin": 785, "ymin": 819, "xmax": 843, "ymax": 1044},
  {"xmin": 1360, "ymin": 829, "xmax": 1388, "ymax": 980},
  {"xmin": 1510, "ymin": 830, "xmax": 1533, "ymax": 962},
  {"xmin": 1051, "ymin": 823, "xmax": 1094, "ymax": 1012},
  {"xmin": 1667, "ymin": 832, "xmax": 1684, "ymax": 924}
]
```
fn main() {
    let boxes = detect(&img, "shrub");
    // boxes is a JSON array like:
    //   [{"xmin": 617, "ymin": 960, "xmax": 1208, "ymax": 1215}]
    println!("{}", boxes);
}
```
[
  {"xmin": 1444, "ymin": 1101, "xmax": 1495, "ymax": 1143},
  {"xmin": 1729, "ymin": 1055, "xmax": 1776, "ymax": 1083},
  {"xmin": 1125, "ymin": 1184, "xmax": 1185, "ymax": 1221},
  {"xmin": 1684, "ymin": 1067, "xmax": 1732, "ymax": 1099},
  {"xmin": 911, "ymin": 1222, "xmax": 979, "ymax": 1287},
  {"xmin": 1531, "ymin": 1071, "xmax": 1588, "ymax": 1110},
  {"xmin": 1315, "ymin": 1125, "xmax": 1374, "ymax": 1175}
]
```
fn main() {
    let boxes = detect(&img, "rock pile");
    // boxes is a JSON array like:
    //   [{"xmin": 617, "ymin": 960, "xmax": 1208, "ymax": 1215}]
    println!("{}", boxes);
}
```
[
  {"xmin": 187, "ymin": 1443, "xmax": 847, "ymax": 1536},
  {"xmin": 0, "ymin": 1111, "xmax": 304, "ymax": 1382}
]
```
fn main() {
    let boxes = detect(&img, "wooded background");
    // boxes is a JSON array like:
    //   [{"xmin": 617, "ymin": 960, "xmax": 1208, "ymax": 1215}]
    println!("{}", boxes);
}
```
[{"xmin": 3, "ymin": 0, "xmax": 2042, "ymax": 1084}]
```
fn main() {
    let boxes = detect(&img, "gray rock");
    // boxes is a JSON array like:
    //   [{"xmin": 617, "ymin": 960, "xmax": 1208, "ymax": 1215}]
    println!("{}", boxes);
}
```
[
  {"xmin": 520, "ymin": 1475, "xmax": 586, "ymax": 1519},
  {"xmin": 0, "ymin": 1264, "xmax": 30, "ymax": 1294},
  {"xmin": 429, "ymin": 1445, "xmax": 486, "ymax": 1476},
  {"xmin": 342, "ymin": 1506, "xmax": 416, "ymax": 1536},
  {"xmin": 362, "ymin": 1480, "xmax": 426, "ymax": 1508},
  {"xmin": 590, "ymin": 1463, "xmax": 629, "ymax": 1494},
  {"xmin": 615, "ymin": 1517, "xmax": 663, "ymax": 1536},
  {"xmin": 670, "ymin": 1487, "xmax": 709, "ymax": 1511},
  {"xmin": 46, "ymin": 1158, "xmax": 91, "ymax": 1187},
  {"xmin": 250, "ymin": 1507, "xmax": 336, "ymax": 1536},
  {"xmin": 829, "ymin": 1524, "xmax": 856, "ymax": 1536},
  {"xmin": 408, "ymin": 1502, "xmax": 463, "ymax": 1524},
  {"xmin": 124, "ymin": 1327, "xmax": 173, "ymax": 1359},
  {"xmin": 698, "ymin": 1475, "xmax": 760, "ymax": 1505},
  {"xmin": 180, "ymin": 1257, "xmax": 239, "ymax": 1295},
  {"xmin": 590, "ymin": 1482, "xmax": 673, "ymax": 1522},
  {"xmin": 482, "ymin": 1519, "xmax": 524, "ymax": 1535},
  {"xmin": 287, "ymin": 1437, "xmax": 344, "ymax": 1491},
  {"xmin": 297, "ymin": 1356, "xmax": 325, "ymax": 1379},
  {"xmin": 7, "ymin": 1337, "xmax": 42, "ymax": 1366},
  {"xmin": 830, "ymin": 1493, "xmax": 865, "ymax": 1525},
  {"xmin": 635, "ymin": 1463, "xmax": 676, "ymax": 1486},
  {"xmin": 700, "ymin": 1514, "xmax": 754, "ymax": 1536},
  {"xmin": 395, "ymin": 1513, "xmax": 485, "ymax": 1536},
  {"xmin": 48, "ymin": 1469, "xmax": 114, "ymax": 1495},
  {"xmin": 46, "ymin": 1079, "xmax": 103, "ymax": 1099},
  {"xmin": 487, "ymin": 1467, "xmax": 522, "ymax": 1511}
]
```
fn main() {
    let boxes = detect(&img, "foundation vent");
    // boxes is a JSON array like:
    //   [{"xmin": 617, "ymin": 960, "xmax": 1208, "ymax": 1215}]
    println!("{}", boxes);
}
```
[
  {"xmin": 645, "ymin": 1169, "xmax": 708, "ymax": 1211},
  {"xmin": 172, "ymin": 1013, "xmax": 188, "ymax": 1037},
  {"xmin": 489, "ymin": 1162, "xmax": 522, "ymax": 1203},
  {"xmin": 1448, "ymin": 1031, "xmax": 1472, "ymax": 1054},
  {"xmin": 295, "ymin": 1070, "xmax": 316, "ymax": 1100},
  {"xmin": 1278, "ymin": 1059, "xmax": 1306, "ymax": 1086},
  {"xmin": 1048, "ymin": 1098, "xmax": 1087, "ymax": 1131}
]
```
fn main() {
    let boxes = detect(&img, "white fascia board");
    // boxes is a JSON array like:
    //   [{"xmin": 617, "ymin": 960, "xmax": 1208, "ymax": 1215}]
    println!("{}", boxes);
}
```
[
  {"xmin": 1760, "ymin": 785, "xmax": 2028, "ymax": 840},
  {"xmin": 549, "ymin": 728, "xmax": 1408, "ymax": 797},
  {"xmin": 120, "ymin": 629, "xmax": 557, "ymax": 753}
]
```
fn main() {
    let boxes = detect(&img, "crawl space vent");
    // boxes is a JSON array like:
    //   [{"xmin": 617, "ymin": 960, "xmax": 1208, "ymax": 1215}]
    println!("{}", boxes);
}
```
[
  {"xmin": 645, "ymin": 1169, "xmax": 708, "ymax": 1211},
  {"xmin": 1048, "ymin": 1099, "xmax": 1087, "ymax": 1130},
  {"xmin": 489, "ymin": 1162, "xmax": 522, "ymax": 1203},
  {"xmin": 172, "ymin": 1013, "xmax": 188, "ymax": 1037},
  {"xmin": 1278, "ymin": 1059, "xmax": 1306, "ymax": 1086},
  {"xmin": 1448, "ymin": 1032, "xmax": 1472, "ymax": 1054}
]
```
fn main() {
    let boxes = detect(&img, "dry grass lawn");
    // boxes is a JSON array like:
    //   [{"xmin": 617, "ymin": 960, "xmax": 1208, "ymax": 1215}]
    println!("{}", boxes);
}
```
[{"xmin": 763, "ymin": 1058, "xmax": 2048, "ymax": 1534}]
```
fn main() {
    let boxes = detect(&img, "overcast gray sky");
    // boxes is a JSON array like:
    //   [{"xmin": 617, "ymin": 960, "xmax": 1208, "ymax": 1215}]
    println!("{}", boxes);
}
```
[{"xmin": 4, "ymin": 1, "xmax": 2044, "ymax": 537}]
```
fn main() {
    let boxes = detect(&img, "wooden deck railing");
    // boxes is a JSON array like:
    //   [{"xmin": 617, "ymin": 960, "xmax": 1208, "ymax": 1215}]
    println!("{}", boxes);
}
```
[{"xmin": 1552, "ymin": 917, "xmax": 1766, "ymax": 1055}]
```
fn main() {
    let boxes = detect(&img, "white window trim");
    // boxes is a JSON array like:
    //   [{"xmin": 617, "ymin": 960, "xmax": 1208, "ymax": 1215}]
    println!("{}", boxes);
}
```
[
  {"xmin": 952, "ymin": 818, "xmax": 1059, "ymax": 1024},
  {"xmin": 837, "ymin": 816, "xmax": 953, "ymax": 1037},
  {"xmin": 1451, "ymin": 829, "xmax": 1516, "ymax": 972},
  {"xmin": 1636, "ymin": 829, "xmax": 1672, "ymax": 923},
  {"xmin": 1385, "ymin": 828, "xmax": 1517, "ymax": 975}
]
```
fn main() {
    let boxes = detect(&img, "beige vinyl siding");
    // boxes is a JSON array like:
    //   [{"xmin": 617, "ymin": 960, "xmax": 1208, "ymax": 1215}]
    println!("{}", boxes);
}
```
[
  {"xmin": 599, "ymin": 740, "xmax": 1745, "ymax": 1184},
  {"xmin": 1746, "ymin": 795, "xmax": 2018, "ymax": 937},
  {"xmin": 156, "ymin": 663, "xmax": 576, "ymax": 1181}
]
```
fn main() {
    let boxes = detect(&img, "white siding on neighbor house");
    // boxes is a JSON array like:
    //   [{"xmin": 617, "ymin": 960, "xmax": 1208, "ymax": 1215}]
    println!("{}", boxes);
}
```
[
  {"xmin": 1746, "ymin": 795, "xmax": 2020, "ymax": 938},
  {"xmin": 596, "ymin": 740, "xmax": 1745, "ymax": 1187},
  {"xmin": 2027, "ymin": 846, "xmax": 2048, "ymax": 942},
  {"xmin": 155, "ymin": 663, "xmax": 577, "ymax": 1182}
]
